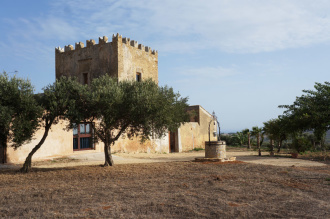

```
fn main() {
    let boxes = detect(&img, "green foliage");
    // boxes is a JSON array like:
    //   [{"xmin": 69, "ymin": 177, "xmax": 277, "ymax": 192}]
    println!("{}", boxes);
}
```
[
  {"xmin": 40, "ymin": 76, "xmax": 88, "ymax": 126},
  {"xmin": 0, "ymin": 72, "xmax": 42, "ymax": 150},
  {"xmin": 263, "ymin": 118, "xmax": 285, "ymax": 140},
  {"xmin": 280, "ymin": 81, "xmax": 330, "ymax": 148},
  {"xmin": 251, "ymin": 126, "xmax": 263, "ymax": 155},
  {"xmin": 192, "ymin": 147, "xmax": 204, "ymax": 151},
  {"xmin": 242, "ymin": 128, "xmax": 251, "ymax": 147},
  {"xmin": 251, "ymin": 126, "xmax": 262, "ymax": 135},
  {"xmin": 289, "ymin": 135, "xmax": 313, "ymax": 153},
  {"xmin": 261, "ymin": 81, "xmax": 330, "ymax": 153},
  {"xmin": 68, "ymin": 75, "xmax": 189, "ymax": 165},
  {"xmin": 220, "ymin": 134, "xmax": 239, "ymax": 146},
  {"xmin": 251, "ymin": 126, "xmax": 263, "ymax": 144},
  {"xmin": 21, "ymin": 76, "xmax": 86, "ymax": 172},
  {"xmin": 263, "ymin": 117, "xmax": 288, "ymax": 152},
  {"xmin": 242, "ymin": 129, "xmax": 250, "ymax": 135},
  {"xmin": 232, "ymin": 131, "xmax": 246, "ymax": 146},
  {"xmin": 86, "ymin": 76, "xmax": 189, "ymax": 141}
]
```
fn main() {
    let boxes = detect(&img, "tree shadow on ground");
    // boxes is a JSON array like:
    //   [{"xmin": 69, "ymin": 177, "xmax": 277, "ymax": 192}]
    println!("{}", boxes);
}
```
[{"xmin": 0, "ymin": 165, "xmax": 87, "ymax": 175}]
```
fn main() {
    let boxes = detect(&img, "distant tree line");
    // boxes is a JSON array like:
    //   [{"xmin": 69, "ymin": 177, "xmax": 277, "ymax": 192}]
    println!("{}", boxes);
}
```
[{"xmin": 223, "ymin": 81, "xmax": 330, "ymax": 156}]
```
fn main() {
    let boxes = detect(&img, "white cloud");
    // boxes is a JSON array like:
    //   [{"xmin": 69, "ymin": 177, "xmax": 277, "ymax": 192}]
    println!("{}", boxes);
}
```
[
  {"xmin": 0, "ymin": 15, "xmax": 79, "ymax": 62},
  {"xmin": 47, "ymin": 0, "xmax": 330, "ymax": 53},
  {"xmin": 12, "ymin": 17, "xmax": 78, "ymax": 41},
  {"xmin": 3, "ymin": 0, "xmax": 330, "ymax": 59},
  {"xmin": 34, "ymin": 17, "xmax": 79, "ymax": 41}
]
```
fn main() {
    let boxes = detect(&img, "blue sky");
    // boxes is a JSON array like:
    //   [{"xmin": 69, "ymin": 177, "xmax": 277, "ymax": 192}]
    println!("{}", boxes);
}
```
[{"xmin": 1, "ymin": 0, "xmax": 330, "ymax": 133}]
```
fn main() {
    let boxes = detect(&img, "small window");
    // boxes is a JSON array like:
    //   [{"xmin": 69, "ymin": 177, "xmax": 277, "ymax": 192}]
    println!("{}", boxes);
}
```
[
  {"xmin": 136, "ymin": 72, "xmax": 141, "ymax": 82},
  {"xmin": 73, "ymin": 123, "xmax": 93, "ymax": 150},
  {"xmin": 83, "ymin": 73, "xmax": 88, "ymax": 85}
]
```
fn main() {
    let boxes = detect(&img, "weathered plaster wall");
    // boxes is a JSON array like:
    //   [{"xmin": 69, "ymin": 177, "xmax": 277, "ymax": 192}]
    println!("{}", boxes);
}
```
[
  {"xmin": 7, "ymin": 121, "xmax": 75, "ymax": 163},
  {"xmin": 111, "ymin": 132, "xmax": 169, "ymax": 154},
  {"xmin": 118, "ymin": 36, "xmax": 158, "ymax": 83},
  {"xmin": 6, "ymin": 120, "xmax": 169, "ymax": 163},
  {"xmin": 179, "ymin": 122, "xmax": 200, "ymax": 151},
  {"xmin": 179, "ymin": 106, "xmax": 217, "ymax": 151},
  {"xmin": 198, "ymin": 106, "xmax": 218, "ymax": 144}
]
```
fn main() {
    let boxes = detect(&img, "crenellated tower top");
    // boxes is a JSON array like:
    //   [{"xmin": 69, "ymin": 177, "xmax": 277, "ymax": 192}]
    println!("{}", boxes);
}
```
[
  {"xmin": 55, "ymin": 33, "xmax": 158, "ymax": 84},
  {"xmin": 56, "ymin": 33, "xmax": 158, "ymax": 55}
]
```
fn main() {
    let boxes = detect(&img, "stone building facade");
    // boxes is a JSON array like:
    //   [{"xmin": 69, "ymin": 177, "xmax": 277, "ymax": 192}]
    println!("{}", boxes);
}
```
[
  {"xmin": 55, "ymin": 33, "xmax": 158, "ymax": 84},
  {"xmin": 4, "ymin": 34, "xmax": 217, "ymax": 163}
]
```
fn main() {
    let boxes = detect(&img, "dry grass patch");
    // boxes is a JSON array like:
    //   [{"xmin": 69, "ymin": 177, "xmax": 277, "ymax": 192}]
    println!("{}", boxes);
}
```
[
  {"xmin": 0, "ymin": 161, "xmax": 329, "ymax": 218},
  {"xmin": 298, "ymin": 151, "xmax": 330, "ymax": 164}
]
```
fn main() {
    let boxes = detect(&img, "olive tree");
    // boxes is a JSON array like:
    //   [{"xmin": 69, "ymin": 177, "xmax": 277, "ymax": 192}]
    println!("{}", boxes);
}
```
[
  {"xmin": 69, "ymin": 75, "xmax": 189, "ymax": 166},
  {"xmin": 0, "ymin": 72, "xmax": 42, "ymax": 164},
  {"xmin": 20, "ymin": 77, "xmax": 86, "ymax": 172}
]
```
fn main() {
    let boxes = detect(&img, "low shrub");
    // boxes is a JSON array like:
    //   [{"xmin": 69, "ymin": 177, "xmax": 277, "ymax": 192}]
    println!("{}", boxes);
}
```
[{"xmin": 192, "ymin": 147, "xmax": 204, "ymax": 151}]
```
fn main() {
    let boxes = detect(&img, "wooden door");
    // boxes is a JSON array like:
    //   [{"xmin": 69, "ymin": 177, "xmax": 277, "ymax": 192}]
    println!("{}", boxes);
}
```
[
  {"xmin": 0, "ymin": 143, "xmax": 5, "ymax": 164},
  {"xmin": 169, "ymin": 131, "xmax": 176, "ymax": 152}
]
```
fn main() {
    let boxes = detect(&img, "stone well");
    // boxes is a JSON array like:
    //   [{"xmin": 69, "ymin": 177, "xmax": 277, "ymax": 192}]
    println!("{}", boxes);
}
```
[{"xmin": 205, "ymin": 141, "xmax": 226, "ymax": 159}]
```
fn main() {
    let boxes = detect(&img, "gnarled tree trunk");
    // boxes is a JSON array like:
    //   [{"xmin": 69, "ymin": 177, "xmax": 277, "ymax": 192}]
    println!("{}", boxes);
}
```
[
  {"xmin": 247, "ymin": 134, "xmax": 251, "ymax": 149},
  {"xmin": 104, "ymin": 142, "xmax": 114, "ymax": 166},
  {"xmin": 101, "ymin": 126, "xmax": 128, "ymax": 167},
  {"xmin": 20, "ymin": 122, "xmax": 52, "ymax": 173}
]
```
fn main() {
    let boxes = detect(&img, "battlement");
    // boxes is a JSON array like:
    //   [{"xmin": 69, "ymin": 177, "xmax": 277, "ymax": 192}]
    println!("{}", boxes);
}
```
[{"xmin": 55, "ymin": 33, "xmax": 158, "ymax": 55}]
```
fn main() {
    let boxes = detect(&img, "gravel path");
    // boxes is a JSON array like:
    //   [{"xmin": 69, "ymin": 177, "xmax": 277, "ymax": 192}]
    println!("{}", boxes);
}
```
[
  {"xmin": 38, "ymin": 150, "xmax": 329, "ymax": 168},
  {"xmin": 1, "ymin": 150, "xmax": 327, "ymax": 169}
]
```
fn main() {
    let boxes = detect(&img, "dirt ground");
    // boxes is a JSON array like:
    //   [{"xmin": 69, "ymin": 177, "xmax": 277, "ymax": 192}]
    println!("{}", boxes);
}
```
[
  {"xmin": 0, "ymin": 160, "xmax": 329, "ymax": 218},
  {"xmin": 1, "ymin": 149, "xmax": 329, "ymax": 218},
  {"xmin": 22, "ymin": 149, "xmax": 328, "ymax": 169}
]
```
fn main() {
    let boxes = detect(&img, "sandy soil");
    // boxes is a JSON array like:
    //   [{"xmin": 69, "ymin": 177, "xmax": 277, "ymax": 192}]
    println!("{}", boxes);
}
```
[
  {"xmin": 1, "ymin": 150, "xmax": 329, "ymax": 218},
  {"xmin": 1, "ymin": 150, "xmax": 327, "ymax": 170},
  {"xmin": 23, "ymin": 150, "xmax": 327, "ymax": 169},
  {"xmin": 116, "ymin": 151, "xmax": 327, "ymax": 167},
  {"xmin": 0, "ymin": 161, "xmax": 329, "ymax": 218}
]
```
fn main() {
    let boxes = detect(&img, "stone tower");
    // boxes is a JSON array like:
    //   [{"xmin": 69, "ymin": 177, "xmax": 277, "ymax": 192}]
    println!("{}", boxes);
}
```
[{"xmin": 55, "ymin": 33, "xmax": 158, "ymax": 85}]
